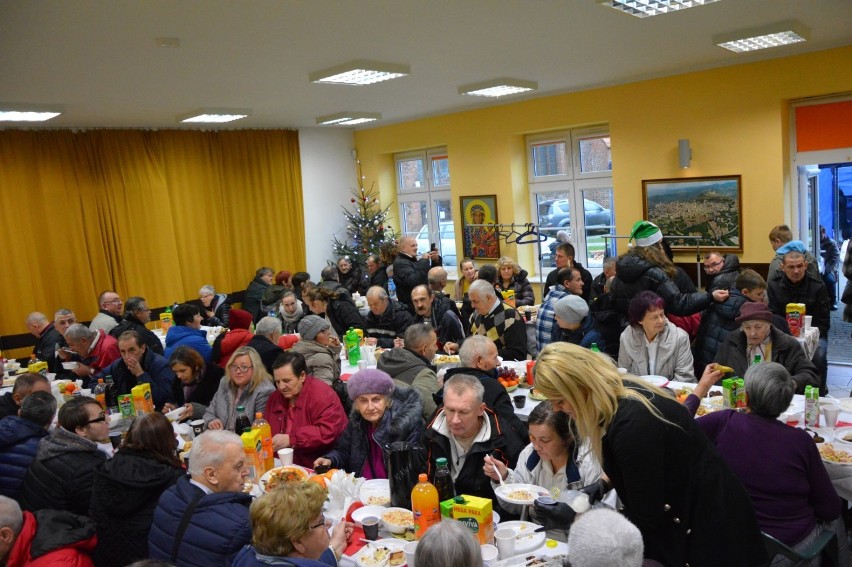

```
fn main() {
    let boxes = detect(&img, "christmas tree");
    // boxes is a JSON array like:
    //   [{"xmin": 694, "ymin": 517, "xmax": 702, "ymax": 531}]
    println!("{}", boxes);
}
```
[{"xmin": 331, "ymin": 162, "xmax": 397, "ymax": 267}]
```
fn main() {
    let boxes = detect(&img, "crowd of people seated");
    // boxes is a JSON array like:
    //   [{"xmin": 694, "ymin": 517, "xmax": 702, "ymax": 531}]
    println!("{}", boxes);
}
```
[{"xmin": 2, "ymin": 217, "xmax": 849, "ymax": 566}]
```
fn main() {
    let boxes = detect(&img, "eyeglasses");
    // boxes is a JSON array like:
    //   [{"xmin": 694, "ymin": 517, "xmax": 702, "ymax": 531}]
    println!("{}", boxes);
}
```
[
  {"xmin": 229, "ymin": 365, "xmax": 253, "ymax": 374},
  {"xmin": 703, "ymin": 260, "xmax": 724, "ymax": 271},
  {"xmin": 308, "ymin": 516, "xmax": 327, "ymax": 530},
  {"xmin": 104, "ymin": 299, "xmax": 123, "ymax": 305},
  {"xmin": 87, "ymin": 412, "xmax": 107, "ymax": 424}
]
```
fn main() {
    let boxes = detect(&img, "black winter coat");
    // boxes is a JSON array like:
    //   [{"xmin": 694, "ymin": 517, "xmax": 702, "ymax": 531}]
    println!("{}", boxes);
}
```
[
  {"xmin": 0, "ymin": 392, "xmax": 19, "ymax": 420},
  {"xmin": 705, "ymin": 254, "xmax": 740, "ymax": 292},
  {"xmin": 89, "ymin": 449, "xmax": 185, "ymax": 567},
  {"xmin": 363, "ymin": 266, "xmax": 389, "ymax": 294},
  {"xmin": 171, "ymin": 364, "xmax": 225, "ymax": 418},
  {"xmin": 0, "ymin": 416, "xmax": 48, "ymax": 500},
  {"xmin": 415, "ymin": 296, "xmax": 464, "ymax": 347},
  {"xmin": 324, "ymin": 387, "xmax": 424, "ymax": 476},
  {"xmin": 243, "ymin": 276, "xmax": 269, "ymax": 323},
  {"xmin": 327, "ymin": 297, "xmax": 365, "ymax": 337},
  {"xmin": 610, "ymin": 253, "xmax": 712, "ymax": 318},
  {"xmin": 20, "ymin": 427, "xmax": 107, "ymax": 517},
  {"xmin": 33, "ymin": 322, "xmax": 63, "ymax": 373},
  {"xmin": 364, "ymin": 300, "xmax": 415, "ymax": 348},
  {"xmin": 767, "ymin": 270, "xmax": 831, "ymax": 338},
  {"xmin": 110, "ymin": 315, "xmax": 164, "ymax": 355},
  {"xmin": 339, "ymin": 265, "xmax": 364, "ymax": 296},
  {"xmin": 495, "ymin": 269, "xmax": 535, "ymax": 307},
  {"xmin": 201, "ymin": 294, "xmax": 232, "ymax": 328},
  {"xmin": 246, "ymin": 336, "xmax": 284, "ymax": 374},
  {"xmin": 393, "ymin": 253, "xmax": 440, "ymax": 306}
]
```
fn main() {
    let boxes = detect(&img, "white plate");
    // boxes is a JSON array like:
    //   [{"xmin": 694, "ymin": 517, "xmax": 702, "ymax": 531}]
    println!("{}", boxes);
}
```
[
  {"xmin": 639, "ymin": 375, "xmax": 669, "ymax": 388},
  {"xmin": 495, "ymin": 521, "xmax": 546, "ymax": 555},
  {"xmin": 259, "ymin": 465, "xmax": 312, "ymax": 492},
  {"xmin": 164, "ymin": 407, "xmax": 186, "ymax": 422},
  {"xmin": 839, "ymin": 399, "xmax": 852, "ymax": 413},
  {"xmin": 833, "ymin": 427, "xmax": 852, "ymax": 447},
  {"xmin": 359, "ymin": 478, "xmax": 391, "ymax": 506},
  {"xmin": 353, "ymin": 538, "xmax": 406, "ymax": 567},
  {"xmin": 351, "ymin": 505, "xmax": 386, "ymax": 527},
  {"xmin": 494, "ymin": 483, "xmax": 549, "ymax": 506},
  {"xmin": 62, "ymin": 362, "xmax": 78, "ymax": 370}
]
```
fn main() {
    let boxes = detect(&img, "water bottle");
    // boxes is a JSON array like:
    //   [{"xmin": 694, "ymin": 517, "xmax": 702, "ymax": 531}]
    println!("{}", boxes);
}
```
[
  {"xmin": 235, "ymin": 405, "xmax": 252, "ymax": 434},
  {"xmin": 388, "ymin": 277, "xmax": 397, "ymax": 300},
  {"xmin": 93, "ymin": 378, "xmax": 107, "ymax": 410},
  {"xmin": 344, "ymin": 328, "xmax": 361, "ymax": 365},
  {"xmin": 751, "ymin": 354, "xmax": 762, "ymax": 366},
  {"xmin": 590, "ymin": 343, "xmax": 601, "ymax": 353}
]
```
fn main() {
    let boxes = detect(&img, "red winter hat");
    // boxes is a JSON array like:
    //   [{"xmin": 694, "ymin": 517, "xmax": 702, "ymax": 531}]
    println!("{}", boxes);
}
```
[
  {"xmin": 735, "ymin": 302, "xmax": 773, "ymax": 324},
  {"xmin": 229, "ymin": 309, "xmax": 253, "ymax": 330}
]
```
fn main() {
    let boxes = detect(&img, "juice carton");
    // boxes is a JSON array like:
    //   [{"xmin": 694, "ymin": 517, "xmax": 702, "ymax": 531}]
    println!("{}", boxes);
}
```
[
  {"xmin": 734, "ymin": 378, "xmax": 747, "ymax": 409},
  {"xmin": 501, "ymin": 289, "xmax": 516, "ymax": 308},
  {"xmin": 452, "ymin": 495, "xmax": 493, "ymax": 545},
  {"xmin": 722, "ymin": 378, "xmax": 734, "ymax": 409},
  {"xmin": 131, "ymin": 383, "xmax": 153, "ymax": 415},
  {"xmin": 440, "ymin": 499, "xmax": 454, "ymax": 518},
  {"xmin": 240, "ymin": 428, "xmax": 263, "ymax": 483},
  {"xmin": 118, "ymin": 394, "xmax": 134, "ymax": 417},
  {"xmin": 786, "ymin": 303, "xmax": 806, "ymax": 337},
  {"xmin": 27, "ymin": 358, "xmax": 48, "ymax": 376},
  {"xmin": 159, "ymin": 312, "xmax": 172, "ymax": 334}
]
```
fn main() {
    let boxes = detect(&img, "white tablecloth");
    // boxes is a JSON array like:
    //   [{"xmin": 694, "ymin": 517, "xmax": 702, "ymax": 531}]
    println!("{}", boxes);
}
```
[{"xmin": 795, "ymin": 326, "xmax": 820, "ymax": 360}]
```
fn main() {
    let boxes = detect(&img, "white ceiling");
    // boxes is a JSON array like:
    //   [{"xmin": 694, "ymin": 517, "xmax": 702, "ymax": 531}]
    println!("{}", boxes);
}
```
[{"xmin": 2, "ymin": 0, "xmax": 851, "ymax": 130}]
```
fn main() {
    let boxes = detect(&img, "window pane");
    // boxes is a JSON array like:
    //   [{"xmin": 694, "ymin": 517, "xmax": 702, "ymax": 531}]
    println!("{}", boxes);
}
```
[
  {"xmin": 535, "ymin": 191, "xmax": 573, "ymax": 267},
  {"xmin": 397, "ymin": 158, "xmax": 426, "ymax": 192},
  {"xmin": 578, "ymin": 136, "xmax": 612, "ymax": 173},
  {"xmin": 434, "ymin": 199, "xmax": 457, "ymax": 268},
  {"xmin": 531, "ymin": 142, "xmax": 567, "ymax": 177},
  {"xmin": 431, "ymin": 155, "xmax": 450, "ymax": 187},
  {"xmin": 582, "ymin": 188, "xmax": 616, "ymax": 269},
  {"xmin": 401, "ymin": 201, "xmax": 429, "ymax": 241}
]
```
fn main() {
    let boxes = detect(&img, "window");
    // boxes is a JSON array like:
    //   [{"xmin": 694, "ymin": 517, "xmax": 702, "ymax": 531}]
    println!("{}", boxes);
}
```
[
  {"xmin": 527, "ymin": 126, "xmax": 616, "ymax": 271},
  {"xmin": 395, "ymin": 147, "xmax": 457, "ymax": 275}
]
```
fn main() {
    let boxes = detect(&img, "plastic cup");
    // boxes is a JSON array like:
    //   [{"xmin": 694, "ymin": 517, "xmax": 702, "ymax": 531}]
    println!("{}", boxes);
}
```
[
  {"xmin": 513, "ymin": 395, "xmax": 526, "ymax": 409},
  {"xmin": 190, "ymin": 419, "xmax": 205, "ymax": 437},
  {"xmin": 404, "ymin": 541, "xmax": 418, "ymax": 567},
  {"xmin": 278, "ymin": 448, "xmax": 294, "ymax": 465},
  {"xmin": 481, "ymin": 544, "xmax": 499, "ymax": 566},
  {"xmin": 362, "ymin": 516, "xmax": 380, "ymax": 541},
  {"xmin": 823, "ymin": 405, "xmax": 840, "ymax": 428},
  {"xmin": 494, "ymin": 528, "xmax": 516, "ymax": 559},
  {"xmin": 805, "ymin": 315, "xmax": 813, "ymax": 329},
  {"xmin": 358, "ymin": 360, "xmax": 367, "ymax": 371}
]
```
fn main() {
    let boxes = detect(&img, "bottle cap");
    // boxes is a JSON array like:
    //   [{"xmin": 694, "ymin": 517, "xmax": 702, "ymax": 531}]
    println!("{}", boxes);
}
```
[
  {"xmin": 256, "ymin": 412, "xmax": 263, "ymax": 419},
  {"xmin": 419, "ymin": 473, "xmax": 427, "ymax": 482},
  {"xmin": 237, "ymin": 405, "xmax": 245, "ymax": 411},
  {"xmin": 453, "ymin": 496, "xmax": 466, "ymax": 504},
  {"xmin": 436, "ymin": 457, "xmax": 447, "ymax": 466}
]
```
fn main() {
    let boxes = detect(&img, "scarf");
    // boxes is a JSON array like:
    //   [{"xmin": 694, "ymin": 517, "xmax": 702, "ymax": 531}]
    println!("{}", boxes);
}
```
[{"xmin": 279, "ymin": 300, "xmax": 305, "ymax": 325}]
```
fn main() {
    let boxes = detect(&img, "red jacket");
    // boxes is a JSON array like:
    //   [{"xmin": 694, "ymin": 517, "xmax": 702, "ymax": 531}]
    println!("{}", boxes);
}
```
[
  {"xmin": 216, "ymin": 329, "xmax": 253, "ymax": 368},
  {"xmin": 85, "ymin": 330, "xmax": 120, "ymax": 375},
  {"xmin": 7, "ymin": 510, "xmax": 96, "ymax": 567},
  {"xmin": 265, "ymin": 376, "xmax": 347, "ymax": 468}
]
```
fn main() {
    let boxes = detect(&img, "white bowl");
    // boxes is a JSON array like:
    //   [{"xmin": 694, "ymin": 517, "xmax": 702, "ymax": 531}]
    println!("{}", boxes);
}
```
[
  {"xmin": 351, "ymin": 505, "xmax": 386, "ymax": 527},
  {"xmin": 359, "ymin": 478, "xmax": 391, "ymax": 506},
  {"xmin": 380, "ymin": 507, "xmax": 414, "ymax": 535}
]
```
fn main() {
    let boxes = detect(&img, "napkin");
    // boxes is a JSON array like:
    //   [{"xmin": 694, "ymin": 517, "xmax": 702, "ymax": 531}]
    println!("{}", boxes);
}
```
[{"xmin": 326, "ymin": 470, "xmax": 363, "ymax": 522}]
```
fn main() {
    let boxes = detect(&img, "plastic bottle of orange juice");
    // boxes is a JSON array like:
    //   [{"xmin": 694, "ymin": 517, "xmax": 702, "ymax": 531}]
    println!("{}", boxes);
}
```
[
  {"xmin": 252, "ymin": 412, "xmax": 274, "ymax": 473},
  {"xmin": 411, "ymin": 473, "xmax": 440, "ymax": 540}
]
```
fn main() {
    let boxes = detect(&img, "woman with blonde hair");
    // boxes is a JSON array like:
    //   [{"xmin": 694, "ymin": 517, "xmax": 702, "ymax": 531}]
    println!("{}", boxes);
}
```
[
  {"xmin": 495, "ymin": 256, "xmax": 535, "ymax": 307},
  {"xmin": 203, "ymin": 346, "xmax": 275, "ymax": 431},
  {"xmin": 532, "ymin": 342, "xmax": 766, "ymax": 567},
  {"xmin": 455, "ymin": 258, "xmax": 477, "ymax": 301},
  {"xmin": 232, "ymin": 481, "xmax": 352, "ymax": 567}
]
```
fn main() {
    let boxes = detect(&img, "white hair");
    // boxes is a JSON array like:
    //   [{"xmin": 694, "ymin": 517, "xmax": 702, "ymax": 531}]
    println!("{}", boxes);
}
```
[
  {"xmin": 468, "ymin": 279, "xmax": 496, "ymax": 299},
  {"xmin": 255, "ymin": 316, "xmax": 282, "ymax": 337},
  {"xmin": 199, "ymin": 284, "xmax": 216, "ymax": 295},
  {"xmin": 414, "ymin": 519, "xmax": 481, "ymax": 567},
  {"xmin": 458, "ymin": 335, "xmax": 494, "ymax": 368},
  {"xmin": 0, "ymin": 495, "xmax": 23, "ymax": 535},
  {"xmin": 187, "ymin": 430, "xmax": 243, "ymax": 477}
]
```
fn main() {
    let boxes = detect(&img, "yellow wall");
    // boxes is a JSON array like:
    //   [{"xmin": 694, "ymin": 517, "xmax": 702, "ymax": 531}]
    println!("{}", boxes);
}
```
[{"xmin": 354, "ymin": 46, "xmax": 852, "ymax": 269}]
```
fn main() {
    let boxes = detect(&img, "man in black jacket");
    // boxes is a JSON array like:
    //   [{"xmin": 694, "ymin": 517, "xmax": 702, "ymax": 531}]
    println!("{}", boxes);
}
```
[
  {"xmin": 247, "ymin": 317, "xmax": 285, "ymax": 374},
  {"xmin": 392, "ymin": 235, "xmax": 441, "ymax": 310},
  {"xmin": 25, "ymin": 312, "xmax": 63, "ymax": 373},
  {"xmin": 363, "ymin": 254, "xmax": 389, "ymax": 293},
  {"xmin": 364, "ymin": 286, "xmax": 414, "ymax": 348},
  {"xmin": 109, "ymin": 296, "xmax": 164, "ymax": 355},
  {"xmin": 411, "ymin": 285, "xmax": 464, "ymax": 350},
  {"xmin": 543, "ymin": 242, "xmax": 593, "ymax": 302}
]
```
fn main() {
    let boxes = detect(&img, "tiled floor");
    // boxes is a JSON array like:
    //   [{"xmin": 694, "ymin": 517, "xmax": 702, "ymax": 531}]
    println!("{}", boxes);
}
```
[{"xmin": 827, "ymin": 363, "xmax": 852, "ymax": 399}]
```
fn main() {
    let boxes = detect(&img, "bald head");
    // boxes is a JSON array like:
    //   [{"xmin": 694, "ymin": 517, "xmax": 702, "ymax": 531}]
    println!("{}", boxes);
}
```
[
  {"xmin": 25, "ymin": 312, "xmax": 49, "ymax": 337},
  {"xmin": 428, "ymin": 267, "xmax": 448, "ymax": 292}
]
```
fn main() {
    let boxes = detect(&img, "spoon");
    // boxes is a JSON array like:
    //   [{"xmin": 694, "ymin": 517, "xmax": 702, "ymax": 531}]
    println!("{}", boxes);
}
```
[{"xmin": 487, "ymin": 454, "xmax": 505, "ymax": 486}]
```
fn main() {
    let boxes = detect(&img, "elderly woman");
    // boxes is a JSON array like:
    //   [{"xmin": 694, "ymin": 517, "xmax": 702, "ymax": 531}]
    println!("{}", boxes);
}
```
[
  {"xmin": 484, "ymin": 402, "xmax": 606, "ymax": 542},
  {"xmin": 533, "ymin": 342, "xmax": 766, "ymax": 566},
  {"xmin": 89, "ymin": 412, "xmax": 185, "ymax": 566},
  {"xmin": 164, "ymin": 345, "xmax": 225, "ymax": 421},
  {"xmin": 264, "ymin": 351, "xmax": 347, "ymax": 468},
  {"xmin": 337, "ymin": 257, "xmax": 363, "ymax": 296},
  {"xmin": 303, "ymin": 284, "xmax": 363, "ymax": 337},
  {"xmin": 199, "ymin": 284, "xmax": 231, "ymax": 327},
  {"xmin": 231, "ymin": 482, "xmax": 352, "ymax": 567},
  {"xmin": 315, "ymin": 369, "xmax": 423, "ymax": 479},
  {"xmin": 414, "ymin": 519, "xmax": 481, "ymax": 567},
  {"xmin": 203, "ymin": 346, "xmax": 275, "ymax": 431},
  {"xmin": 290, "ymin": 315, "xmax": 342, "ymax": 386},
  {"xmin": 618, "ymin": 291, "xmax": 695, "ymax": 382},
  {"xmin": 495, "ymin": 256, "xmax": 535, "ymax": 307},
  {"xmin": 714, "ymin": 301, "xmax": 819, "ymax": 393},
  {"xmin": 684, "ymin": 362, "xmax": 844, "ymax": 562}
]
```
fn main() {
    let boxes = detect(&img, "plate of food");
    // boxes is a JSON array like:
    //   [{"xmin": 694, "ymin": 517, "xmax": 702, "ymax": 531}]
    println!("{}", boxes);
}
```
[
  {"xmin": 495, "ymin": 521, "xmax": 547, "ymax": 555},
  {"xmin": 494, "ymin": 483, "xmax": 550, "ymax": 506},
  {"xmin": 354, "ymin": 539, "xmax": 407, "ymax": 567},
  {"xmin": 832, "ymin": 427, "xmax": 852, "ymax": 448},
  {"xmin": 818, "ymin": 443, "xmax": 852, "ymax": 465},
  {"xmin": 529, "ymin": 388, "xmax": 548, "ymax": 401},
  {"xmin": 433, "ymin": 354, "xmax": 461, "ymax": 367},
  {"xmin": 260, "ymin": 465, "xmax": 311, "ymax": 492},
  {"xmin": 380, "ymin": 507, "xmax": 415, "ymax": 535},
  {"xmin": 164, "ymin": 406, "xmax": 187, "ymax": 422},
  {"xmin": 639, "ymin": 375, "xmax": 669, "ymax": 388},
  {"xmin": 359, "ymin": 478, "xmax": 391, "ymax": 506}
]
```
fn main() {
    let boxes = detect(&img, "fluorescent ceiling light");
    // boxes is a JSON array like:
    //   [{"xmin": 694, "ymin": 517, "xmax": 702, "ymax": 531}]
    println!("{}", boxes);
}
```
[
  {"xmin": 309, "ymin": 60, "xmax": 410, "ymax": 85},
  {"xmin": 597, "ymin": 0, "xmax": 720, "ymax": 18},
  {"xmin": 316, "ymin": 112, "xmax": 381, "ymax": 126},
  {"xmin": 177, "ymin": 108, "xmax": 251, "ymax": 123},
  {"xmin": 715, "ymin": 20, "xmax": 809, "ymax": 53},
  {"xmin": 458, "ymin": 79, "xmax": 538, "ymax": 98},
  {"xmin": 0, "ymin": 103, "xmax": 62, "ymax": 122}
]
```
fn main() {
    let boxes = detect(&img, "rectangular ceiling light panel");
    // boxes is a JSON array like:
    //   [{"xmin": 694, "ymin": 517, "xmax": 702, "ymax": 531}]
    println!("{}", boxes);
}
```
[
  {"xmin": 715, "ymin": 21, "xmax": 809, "ymax": 53},
  {"xmin": 598, "ymin": 0, "xmax": 721, "ymax": 18},
  {"xmin": 310, "ymin": 60, "xmax": 410, "ymax": 85},
  {"xmin": 0, "ymin": 103, "xmax": 62, "ymax": 122},
  {"xmin": 177, "ymin": 108, "xmax": 251, "ymax": 123},
  {"xmin": 458, "ymin": 79, "xmax": 538, "ymax": 98},
  {"xmin": 316, "ymin": 112, "xmax": 381, "ymax": 126}
]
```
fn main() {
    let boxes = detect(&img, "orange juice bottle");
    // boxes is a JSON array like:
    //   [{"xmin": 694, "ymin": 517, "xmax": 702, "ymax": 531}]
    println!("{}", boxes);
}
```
[
  {"xmin": 252, "ymin": 412, "xmax": 274, "ymax": 473},
  {"xmin": 411, "ymin": 473, "xmax": 440, "ymax": 540}
]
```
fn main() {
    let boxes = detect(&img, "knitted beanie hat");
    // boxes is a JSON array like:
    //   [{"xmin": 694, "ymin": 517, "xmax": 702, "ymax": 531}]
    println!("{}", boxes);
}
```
[
  {"xmin": 735, "ymin": 301, "xmax": 773, "ymax": 324},
  {"xmin": 347, "ymin": 368, "xmax": 395, "ymax": 400},
  {"xmin": 628, "ymin": 220, "xmax": 663, "ymax": 247},
  {"xmin": 567, "ymin": 508, "xmax": 644, "ymax": 567},
  {"xmin": 298, "ymin": 315, "xmax": 330, "ymax": 341},
  {"xmin": 554, "ymin": 295, "xmax": 589, "ymax": 325},
  {"xmin": 228, "ymin": 309, "xmax": 253, "ymax": 330}
]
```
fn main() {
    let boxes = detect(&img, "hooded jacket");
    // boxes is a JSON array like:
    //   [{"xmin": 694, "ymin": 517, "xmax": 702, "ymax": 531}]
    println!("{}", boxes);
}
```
[
  {"xmin": 20, "ymin": 427, "xmax": 107, "ymax": 517},
  {"xmin": 89, "ymin": 449, "xmax": 185, "ymax": 566},
  {"xmin": 0, "ymin": 416, "xmax": 48, "ymax": 500},
  {"xmin": 618, "ymin": 321, "xmax": 695, "ymax": 382},
  {"xmin": 243, "ymin": 276, "xmax": 270, "ymax": 323},
  {"xmin": 767, "ymin": 268, "xmax": 831, "ymax": 338},
  {"xmin": 109, "ymin": 314, "xmax": 164, "ymax": 355},
  {"xmin": 102, "ymin": 346, "xmax": 177, "ymax": 410},
  {"xmin": 705, "ymin": 254, "xmax": 741, "ymax": 293},
  {"xmin": 324, "ymin": 386, "xmax": 424, "ymax": 476},
  {"xmin": 201, "ymin": 293, "xmax": 232, "ymax": 328},
  {"xmin": 767, "ymin": 241, "xmax": 821, "ymax": 283},
  {"xmin": 364, "ymin": 300, "xmax": 415, "ymax": 348},
  {"xmin": 376, "ymin": 347, "xmax": 439, "ymax": 420},
  {"xmin": 495, "ymin": 269, "xmax": 535, "ymax": 307},
  {"xmin": 610, "ymin": 253, "xmax": 712, "ymax": 318},
  {"xmin": 212, "ymin": 328, "xmax": 253, "ymax": 368},
  {"xmin": 6, "ymin": 509, "xmax": 97, "ymax": 567},
  {"xmin": 289, "ymin": 340, "xmax": 342, "ymax": 386},
  {"xmin": 164, "ymin": 325, "xmax": 212, "ymax": 363}
]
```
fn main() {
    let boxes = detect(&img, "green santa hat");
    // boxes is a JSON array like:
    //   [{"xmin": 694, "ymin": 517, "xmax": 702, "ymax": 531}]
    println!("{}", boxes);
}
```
[{"xmin": 629, "ymin": 220, "xmax": 662, "ymax": 247}]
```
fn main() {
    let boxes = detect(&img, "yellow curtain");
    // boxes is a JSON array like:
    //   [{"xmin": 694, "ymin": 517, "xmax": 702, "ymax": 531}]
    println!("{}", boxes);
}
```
[{"xmin": 0, "ymin": 129, "xmax": 304, "ymax": 355}]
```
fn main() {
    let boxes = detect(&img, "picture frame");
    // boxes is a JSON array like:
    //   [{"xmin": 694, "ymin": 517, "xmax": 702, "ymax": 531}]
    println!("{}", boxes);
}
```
[
  {"xmin": 642, "ymin": 175, "xmax": 743, "ymax": 252},
  {"xmin": 460, "ymin": 194, "xmax": 500, "ymax": 259}
]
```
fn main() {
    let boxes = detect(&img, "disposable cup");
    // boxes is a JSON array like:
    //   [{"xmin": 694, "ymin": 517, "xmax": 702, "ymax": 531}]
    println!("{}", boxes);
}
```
[
  {"xmin": 362, "ymin": 516, "xmax": 380, "ymax": 541},
  {"xmin": 494, "ymin": 528, "xmax": 515, "ymax": 559},
  {"xmin": 805, "ymin": 315, "xmax": 813, "ymax": 329},
  {"xmin": 404, "ymin": 541, "xmax": 418, "ymax": 567},
  {"xmin": 278, "ymin": 448, "xmax": 294, "ymax": 465},
  {"xmin": 823, "ymin": 405, "xmax": 840, "ymax": 428},
  {"xmin": 481, "ymin": 544, "xmax": 499, "ymax": 566}
]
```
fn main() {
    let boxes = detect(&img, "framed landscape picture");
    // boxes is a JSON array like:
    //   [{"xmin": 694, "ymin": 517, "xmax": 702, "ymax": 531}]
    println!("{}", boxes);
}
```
[
  {"xmin": 642, "ymin": 175, "xmax": 743, "ymax": 252},
  {"xmin": 460, "ymin": 194, "xmax": 500, "ymax": 259}
]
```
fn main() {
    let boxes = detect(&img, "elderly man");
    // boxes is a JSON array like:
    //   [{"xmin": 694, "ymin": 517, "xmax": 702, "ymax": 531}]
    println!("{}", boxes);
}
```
[
  {"xmin": 247, "ymin": 317, "xmax": 285, "ymax": 374},
  {"xmin": 543, "ymin": 242, "xmax": 593, "ymax": 301},
  {"xmin": 103, "ymin": 330, "xmax": 176, "ymax": 410},
  {"xmin": 377, "ymin": 323, "xmax": 440, "ymax": 420},
  {"xmin": 89, "ymin": 290, "xmax": 124, "ymax": 333},
  {"xmin": 393, "ymin": 235, "xmax": 441, "ymax": 310},
  {"xmin": 438, "ymin": 335, "xmax": 527, "ymax": 441},
  {"xmin": 164, "ymin": 304, "xmax": 212, "ymax": 362},
  {"xmin": 468, "ymin": 280, "xmax": 527, "ymax": 360},
  {"xmin": 149, "ymin": 430, "xmax": 252, "ymax": 567},
  {"xmin": 535, "ymin": 267, "xmax": 573, "ymax": 351},
  {"xmin": 0, "ymin": 391, "xmax": 56, "ymax": 500},
  {"xmin": 319, "ymin": 265, "xmax": 353, "ymax": 299},
  {"xmin": 109, "ymin": 296, "xmax": 164, "ymax": 355},
  {"xmin": 364, "ymin": 286, "xmax": 414, "ymax": 348},
  {"xmin": 591, "ymin": 256, "xmax": 616, "ymax": 300},
  {"xmin": 424, "ymin": 374, "xmax": 523, "ymax": 502},
  {"xmin": 363, "ymin": 253, "xmax": 389, "ymax": 293},
  {"xmin": 715, "ymin": 302, "xmax": 818, "ymax": 393},
  {"xmin": 411, "ymin": 285, "xmax": 464, "ymax": 350},
  {"xmin": 64, "ymin": 323, "xmax": 121, "ymax": 383},
  {"xmin": 25, "ymin": 312, "xmax": 62, "ymax": 373},
  {"xmin": 704, "ymin": 251, "xmax": 741, "ymax": 292},
  {"xmin": 0, "ymin": 496, "xmax": 96, "ymax": 567},
  {"xmin": 243, "ymin": 267, "xmax": 274, "ymax": 323},
  {"xmin": 20, "ymin": 396, "xmax": 109, "ymax": 516},
  {"xmin": 767, "ymin": 250, "xmax": 830, "ymax": 391},
  {"xmin": 199, "ymin": 284, "xmax": 232, "ymax": 327},
  {"xmin": 0, "ymin": 374, "xmax": 50, "ymax": 421},
  {"xmin": 428, "ymin": 266, "xmax": 463, "ymax": 319}
]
